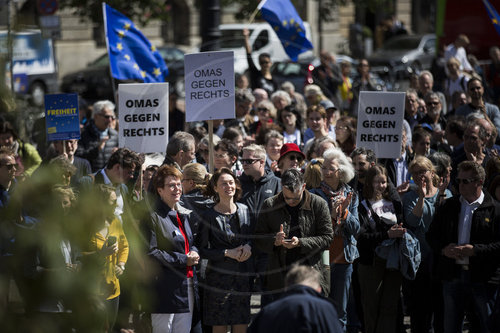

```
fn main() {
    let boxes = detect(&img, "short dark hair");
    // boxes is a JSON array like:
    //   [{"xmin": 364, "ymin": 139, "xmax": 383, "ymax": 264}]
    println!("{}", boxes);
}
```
[
  {"xmin": 222, "ymin": 127, "xmax": 243, "ymax": 142},
  {"xmin": 351, "ymin": 147, "xmax": 376, "ymax": 164},
  {"xmin": 106, "ymin": 147, "xmax": 142, "ymax": 170},
  {"xmin": 413, "ymin": 128, "xmax": 431, "ymax": 144},
  {"xmin": 446, "ymin": 116, "xmax": 466, "ymax": 140},
  {"xmin": 0, "ymin": 120, "xmax": 18, "ymax": 140},
  {"xmin": 258, "ymin": 53, "xmax": 271, "ymax": 62},
  {"xmin": 285, "ymin": 264, "xmax": 321, "ymax": 289},
  {"xmin": 458, "ymin": 161, "xmax": 486, "ymax": 184},
  {"xmin": 281, "ymin": 168, "xmax": 304, "ymax": 192},
  {"xmin": 215, "ymin": 138, "xmax": 239, "ymax": 160},
  {"xmin": 204, "ymin": 167, "xmax": 242, "ymax": 202}
]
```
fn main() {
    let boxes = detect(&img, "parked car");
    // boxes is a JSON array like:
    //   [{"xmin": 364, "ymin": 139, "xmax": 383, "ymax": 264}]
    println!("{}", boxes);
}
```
[
  {"xmin": 60, "ymin": 46, "xmax": 185, "ymax": 102},
  {"xmin": 368, "ymin": 34, "xmax": 436, "ymax": 80}
]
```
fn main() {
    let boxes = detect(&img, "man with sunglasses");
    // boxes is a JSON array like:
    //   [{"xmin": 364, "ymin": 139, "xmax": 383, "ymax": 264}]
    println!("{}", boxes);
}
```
[
  {"xmin": 255, "ymin": 168, "xmax": 333, "ymax": 304},
  {"xmin": 238, "ymin": 144, "xmax": 282, "ymax": 292},
  {"xmin": 76, "ymin": 100, "xmax": 119, "ymax": 171},
  {"xmin": 428, "ymin": 161, "xmax": 500, "ymax": 333},
  {"xmin": 0, "ymin": 147, "xmax": 16, "ymax": 209}
]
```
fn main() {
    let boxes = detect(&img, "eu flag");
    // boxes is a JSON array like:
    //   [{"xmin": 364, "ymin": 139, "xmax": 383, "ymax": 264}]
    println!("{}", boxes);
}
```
[
  {"xmin": 258, "ymin": 0, "xmax": 313, "ymax": 62},
  {"xmin": 103, "ymin": 3, "xmax": 168, "ymax": 83},
  {"xmin": 483, "ymin": 0, "xmax": 500, "ymax": 36}
]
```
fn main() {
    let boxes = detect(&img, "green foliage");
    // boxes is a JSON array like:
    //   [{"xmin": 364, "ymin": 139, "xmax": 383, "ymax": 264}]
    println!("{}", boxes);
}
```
[{"xmin": 59, "ymin": 0, "xmax": 173, "ymax": 25}]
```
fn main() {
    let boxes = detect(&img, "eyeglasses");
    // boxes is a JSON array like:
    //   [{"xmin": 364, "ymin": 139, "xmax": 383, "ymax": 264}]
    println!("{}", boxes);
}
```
[
  {"xmin": 100, "ymin": 114, "xmax": 116, "ymax": 120},
  {"xmin": 283, "ymin": 193, "xmax": 302, "ymax": 202},
  {"xmin": 241, "ymin": 158, "xmax": 260, "ymax": 165},
  {"xmin": 0, "ymin": 163, "xmax": 16, "ymax": 171},
  {"xmin": 336, "ymin": 126, "xmax": 348, "ymax": 131},
  {"xmin": 257, "ymin": 108, "xmax": 269, "ymax": 113},
  {"xmin": 456, "ymin": 178, "xmax": 478, "ymax": 185},
  {"xmin": 321, "ymin": 166, "xmax": 338, "ymax": 173},
  {"xmin": 215, "ymin": 153, "xmax": 228, "ymax": 159},
  {"xmin": 165, "ymin": 182, "xmax": 182, "ymax": 190},
  {"xmin": 426, "ymin": 101, "xmax": 440, "ymax": 106},
  {"xmin": 288, "ymin": 155, "xmax": 304, "ymax": 162}
]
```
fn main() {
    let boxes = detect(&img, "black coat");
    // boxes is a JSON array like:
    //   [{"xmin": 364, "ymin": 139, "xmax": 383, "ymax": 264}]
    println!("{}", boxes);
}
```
[
  {"xmin": 145, "ymin": 200, "xmax": 199, "ymax": 313},
  {"xmin": 248, "ymin": 284, "xmax": 343, "ymax": 333},
  {"xmin": 427, "ymin": 192, "xmax": 500, "ymax": 283},
  {"xmin": 238, "ymin": 170, "xmax": 281, "ymax": 230},
  {"xmin": 76, "ymin": 120, "xmax": 118, "ymax": 172}
]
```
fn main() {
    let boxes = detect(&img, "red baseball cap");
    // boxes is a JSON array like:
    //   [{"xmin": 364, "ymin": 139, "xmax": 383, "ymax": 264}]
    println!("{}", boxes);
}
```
[{"xmin": 278, "ymin": 143, "xmax": 305, "ymax": 164}]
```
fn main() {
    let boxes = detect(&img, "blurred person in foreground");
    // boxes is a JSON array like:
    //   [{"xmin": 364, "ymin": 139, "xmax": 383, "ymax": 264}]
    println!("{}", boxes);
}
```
[{"xmin": 248, "ymin": 264, "xmax": 343, "ymax": 333}]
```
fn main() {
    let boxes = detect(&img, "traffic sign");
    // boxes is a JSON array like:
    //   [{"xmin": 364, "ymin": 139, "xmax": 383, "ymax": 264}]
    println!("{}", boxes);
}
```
[{"xmin": 37, "ymin": 0, "xmax": 58, "ymax": 15}]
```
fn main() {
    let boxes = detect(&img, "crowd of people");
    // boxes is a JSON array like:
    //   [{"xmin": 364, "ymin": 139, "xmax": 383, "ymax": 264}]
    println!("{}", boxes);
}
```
[{"xmin": 1, "ymin": 33, "xmax": 500, "ymax": 333}]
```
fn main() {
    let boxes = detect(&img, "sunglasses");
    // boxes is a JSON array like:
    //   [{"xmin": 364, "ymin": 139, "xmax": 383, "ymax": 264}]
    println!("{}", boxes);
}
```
[
  {"xmin": 1, "ymin": 163, "xmax": 16, "ymax": 171},
  {"xmin": 100, "ymin": 114, "xmax": 116, "ymax": 120},
  {"xmin": 241, "ymin": 158, "xmax": 260, "ymax": 165},
  {"xmin": 257, "ymin": 107, "xmax": 269, "ymax": 113},
  {"xmin": 456, "ymin": 178, "xmax": 478, "ymax": 185},
  {"xmin": 288, "ymin": 155, "xmax": 304, "ymax": 162}
]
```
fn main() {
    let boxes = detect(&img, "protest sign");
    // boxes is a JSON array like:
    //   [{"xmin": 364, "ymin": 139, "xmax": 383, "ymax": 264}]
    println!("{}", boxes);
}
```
[
  {"xmin": 118, "ymin": 83, "xmax": 169, "ymax": 153},
  {"xmin": 356, "ymin": 91, "xmax": 406, "ymax": 159},
  {"xmin": 184, "ymin": 51, "xmax": 235, "ymax": 122},
  {"xmin": 45, "ymin": 93, "xmax": 80, "ymax": 141}
]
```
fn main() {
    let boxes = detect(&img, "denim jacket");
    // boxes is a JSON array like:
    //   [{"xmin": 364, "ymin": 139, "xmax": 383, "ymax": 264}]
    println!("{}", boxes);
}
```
[
  {"xmin": 310, "ymin": 184, "xmax": 360, "ymax": 263},
  {"xmin": 375, "ymin": 231, "xmax": 421, "ymax": 280}
]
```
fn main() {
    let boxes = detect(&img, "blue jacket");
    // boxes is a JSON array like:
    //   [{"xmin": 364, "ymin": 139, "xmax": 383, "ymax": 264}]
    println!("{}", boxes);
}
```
[
  {"xmin": 145, "ymin": 199, "xmax": 199, "ymax": 313},
  {"xmin": 310, "ymin": 185, "xmax": 360, "ymax": 263},
  {"xmin": 248, "ymin": 284, "xmax": 343, "ymax": 333},
  {"xmin": 375, "ymin": 231, "xmax": 421, "ymax": 280}
]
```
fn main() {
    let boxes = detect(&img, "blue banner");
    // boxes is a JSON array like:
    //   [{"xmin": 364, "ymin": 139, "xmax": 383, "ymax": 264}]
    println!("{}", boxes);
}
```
[
  {"xmin": 103, "ymin": 3, "xmax": 168, "ymax": 83},
  {"xmin": 483, "ymin": 0, "xmax": 500, "ymax": 36},
  {"xmin": 259, "ymin": 0, "xmax": 313, "ymax": 61},
  {"xmin": 45, "ymin": 93, "xmax": 81, "ymax": 141}
]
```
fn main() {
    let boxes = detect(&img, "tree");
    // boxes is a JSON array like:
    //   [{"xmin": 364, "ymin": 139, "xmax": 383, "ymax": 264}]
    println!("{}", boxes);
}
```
[{"xmin": 59, "ymin": 0, "xmax": 173, "ymax": 26}]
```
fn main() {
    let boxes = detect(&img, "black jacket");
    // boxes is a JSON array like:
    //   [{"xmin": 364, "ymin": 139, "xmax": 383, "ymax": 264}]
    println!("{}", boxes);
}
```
[
  {"xmin": 427, "ymin": 192, "xmax": 500, "ymax": 283},
  {"xmin": 238, "ymin": 170, "xmax": 281, "ymax": 230},
  {"xmin": 248, "ymin": 284, "xmax": 342, "ymax": 333},
  {"xmin": 144, "ymin": 200, "xmax": 199, "ymax": 313},
  {"xmin": 76, "ymin": 120, "xmax": 118, "ymax": 172},
  {"xmin": 357, "ymin": 197, "xmax": 404, "ymax": 265}
]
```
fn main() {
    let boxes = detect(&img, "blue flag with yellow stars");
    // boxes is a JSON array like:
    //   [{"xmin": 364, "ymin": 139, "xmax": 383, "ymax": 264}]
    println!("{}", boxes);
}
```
[
  {"xmin": 103, "ymin": 3, "xmax": 168, "ymax": 83},
  {"xmin": 483, "ymin": 0, "xmax": 500, "ymax": 36},
  {"xmin": 258, "ymin": 0, "xmax": 313, "ymax": 62}
]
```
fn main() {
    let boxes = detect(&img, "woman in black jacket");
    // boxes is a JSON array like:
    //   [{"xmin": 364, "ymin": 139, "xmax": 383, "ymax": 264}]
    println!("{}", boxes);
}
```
[
  {"xmin": 199, "ymin": 168, "xmax": 252, "ymax": 333},
  {"xmin": 357, "ymin": 165, "xmax": 406, "ymax": 333},
  {"xmin": 145, "ymin": 165, "xmax": 199, "ymax": 333}
]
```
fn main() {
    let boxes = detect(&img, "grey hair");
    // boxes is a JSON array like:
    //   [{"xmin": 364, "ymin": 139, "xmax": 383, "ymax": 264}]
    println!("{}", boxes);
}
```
[
  {"xmin": 264, "ymin": 129, "xmax": 284, "ymax": 145},
  {"xmin": 271, "ymin": 90, "xmax": 292, "ymax": 105},
  {"xmin": 257, "ymin": 99, "xmax": 277, "ymax": 119},
  {"xmin": 200, "ymin": 134, "xmax": 220, "ymax": 147},
  {"xmin": 92, "ymin": 100, "xmax": 115, "ymax": 118},
  {"xmin": 285, "ymin": 264, "xmax": 321, "ymax": 290},
  {"xmin": 323, "ymin": 147, "xmax": 355, "ymax": 184},
  {"xmin": 280, "ymin": 81, "xmax": 295, "ymax": 93},
  {"xmin": 281, "ymin": 168, "xmax": 305, "ymax": 192},
  {"xmin": 235, "ymin": 88, "xmax": 255, "ymax": 104},
  {"xmin": 242, "ymin": 144, "xmax": 266, "ymax": 160},
  {"xmin": 429, "ymin": 152, "xmax": 451, "ymax": 178},
  {"xmin": 424, "ymin": 92, "xmax": 441, "ymax": 102},
  {"xmin": 166, "ymin": 131, "xmax": 195, "ymax": 157},
  {"xmin": 419, "ymin": 70, "xmax": 434, "ymax": 82}
]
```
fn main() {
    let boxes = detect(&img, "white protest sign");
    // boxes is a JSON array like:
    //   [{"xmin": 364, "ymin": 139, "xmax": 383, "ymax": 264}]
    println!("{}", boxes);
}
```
[
  {"xmin": 118, "ymin": 83, "xmax": 169, "ymax": 153},
  {"xmin": 184, "ymin": 51, "xmax": 235, "ymax": 122},
  {"xmin": 356, "ymin": 91, "xmax": 405, "ymax": 159}
]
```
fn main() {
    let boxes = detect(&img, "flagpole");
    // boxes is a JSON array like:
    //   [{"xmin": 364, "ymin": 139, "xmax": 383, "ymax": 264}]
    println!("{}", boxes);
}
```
[
  {"xmin": 102, "ymin": 2, "xmax": 118, "ymax": 104},
  {"xmin": 249, "ymin": 0, "xmax": 267, "ymax": 23}
]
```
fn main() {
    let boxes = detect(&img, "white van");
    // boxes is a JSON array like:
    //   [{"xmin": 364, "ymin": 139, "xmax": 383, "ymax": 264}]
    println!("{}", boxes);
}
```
[{"xmin": 218, "ymin": 22, "xmax": 313, "ymax": 74}]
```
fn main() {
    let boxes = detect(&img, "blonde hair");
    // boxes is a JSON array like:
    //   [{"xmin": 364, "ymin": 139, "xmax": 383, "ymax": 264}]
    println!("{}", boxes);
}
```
[
  {"xmin": 304, "ymin": 158, "xmax": 324, "ymax": 189},
  {"xmin": 182, "ymin": 163, "xmax": 209, "ymax": 191},
  {"xmin": 409, "ymin": 156, "xmax": 440, "ymax": 187}
]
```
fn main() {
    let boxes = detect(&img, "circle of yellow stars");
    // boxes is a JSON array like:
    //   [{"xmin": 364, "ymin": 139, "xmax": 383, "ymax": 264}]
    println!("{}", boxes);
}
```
[{"xmin": 114, "ymin": 22, "xmax": 162, "ymax": 79}]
